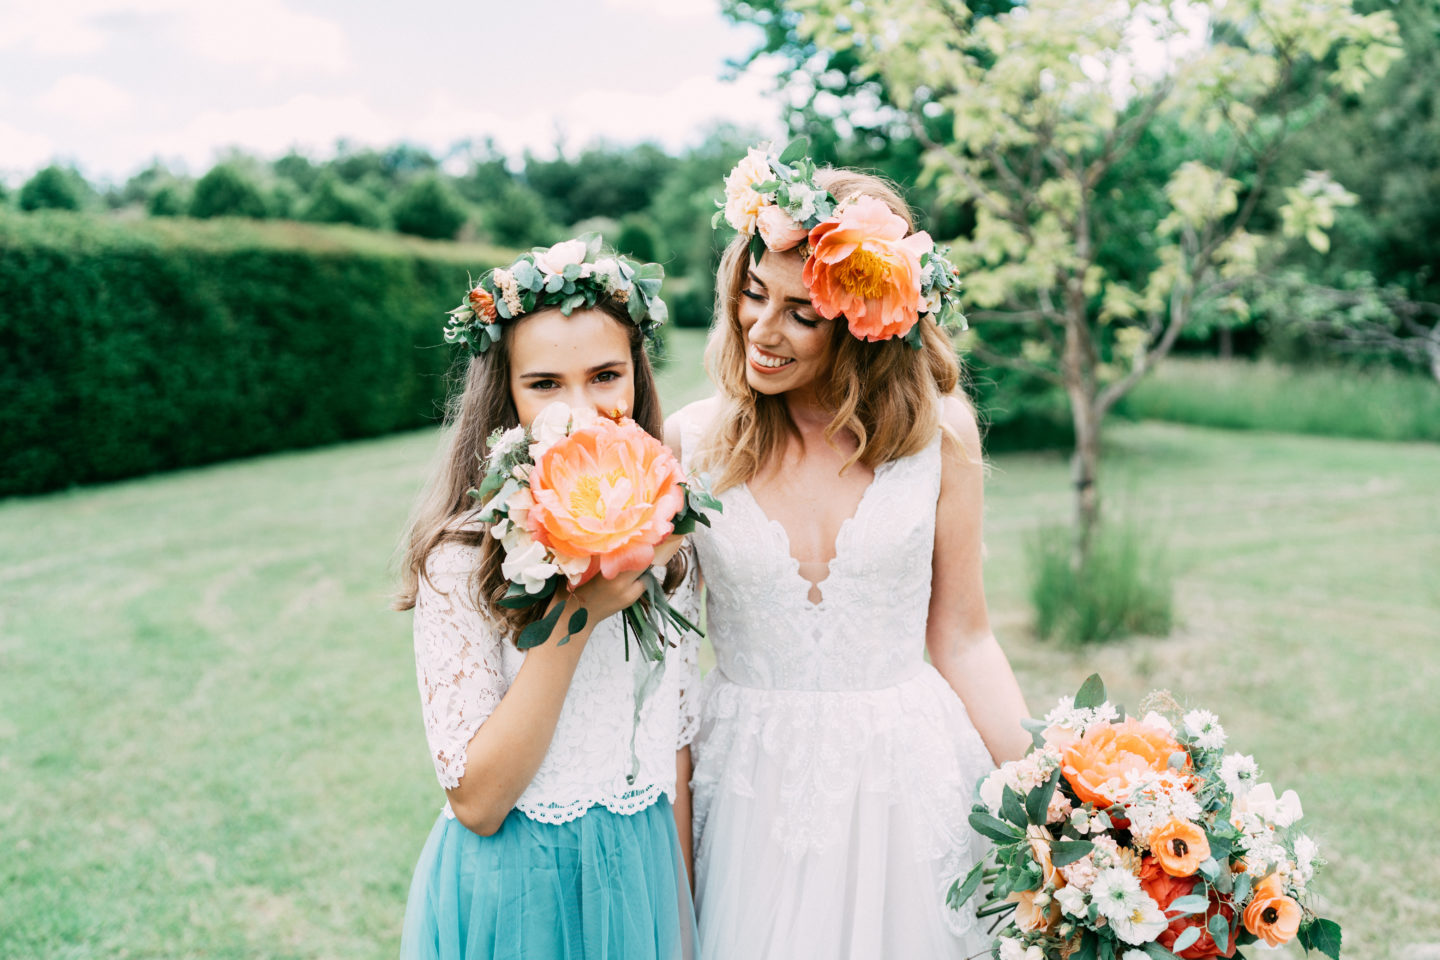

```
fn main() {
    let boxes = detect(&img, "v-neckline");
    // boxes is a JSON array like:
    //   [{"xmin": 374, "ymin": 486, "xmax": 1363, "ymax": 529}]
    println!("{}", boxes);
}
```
[{"xmin": 740, "ymin": 460, "xmax": 893, "ymax": 608}]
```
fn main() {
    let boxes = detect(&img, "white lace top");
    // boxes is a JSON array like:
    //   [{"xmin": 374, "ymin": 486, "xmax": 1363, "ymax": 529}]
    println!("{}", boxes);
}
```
[{"xmin": 412, "ymin": 534, "xmax": 701, "ymax": 824}]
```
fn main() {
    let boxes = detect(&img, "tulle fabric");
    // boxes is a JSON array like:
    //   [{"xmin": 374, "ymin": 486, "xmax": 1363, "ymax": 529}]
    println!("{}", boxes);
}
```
[{"xmin": 400, "ymin": 798, "xmax": 697, "ymax": 960}]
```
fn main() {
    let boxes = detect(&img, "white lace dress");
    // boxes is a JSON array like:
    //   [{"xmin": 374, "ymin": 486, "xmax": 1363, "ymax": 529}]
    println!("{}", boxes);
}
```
[{"xmin": 675, "ymin": 411, "xmax": 996, "ymax": 960}]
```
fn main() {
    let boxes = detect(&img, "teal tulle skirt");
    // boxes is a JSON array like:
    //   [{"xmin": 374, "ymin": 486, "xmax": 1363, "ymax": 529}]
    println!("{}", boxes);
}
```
[{"xmin": 399, "ymin": 799, "xmax": 697, "ymax": 960}]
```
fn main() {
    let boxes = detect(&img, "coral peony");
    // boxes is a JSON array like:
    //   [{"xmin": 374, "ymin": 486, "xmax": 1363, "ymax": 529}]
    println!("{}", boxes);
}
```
[
  {"xmin": 1139, "ymin": 858, "xmax": 1237, "ymax": 959},
  {"xmin": 802, "ymin": 196, "xmax": 933, "ymax": 341},
  {"xmin": 1243, "ymin": 874, "xmax": 1302, "ymax": 947},
  {"xmin": 1150, "ymin": 819, "xmax": 1210, "ymax": 877},
  {"xmin": 1062, "ymin": 718, "xmax": 1188, "ymax": 809},
  {"xmin": 468, "ymin": 285, "xmax": 498, "ymax": 322},
  {"xmin": 525, "ymin": 417, "xmax": 686, "ymax": 583}
]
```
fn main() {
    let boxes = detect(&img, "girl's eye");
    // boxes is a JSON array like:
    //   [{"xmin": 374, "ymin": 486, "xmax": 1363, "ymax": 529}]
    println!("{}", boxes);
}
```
[
  {"xmin": 793, "ymin": 312, "xmax": 820, "ymax": 329},
  {"xmin": 594, "ymin": 370, "xmax": 620, "ymax": 384},
  {"xmin": 530, "ymin": 379, "xmax": 558, "ymax": 391},
  {"xmin": 742, "ymin": 287, "xmax": 766, "ymax": 302}
]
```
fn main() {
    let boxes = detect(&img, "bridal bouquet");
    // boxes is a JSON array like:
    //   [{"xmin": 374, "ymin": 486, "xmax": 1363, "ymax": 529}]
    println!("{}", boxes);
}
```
[
  {"xmin": 951, "ymin": 676, "xmax": 1341, "ymax": 960},
  {"xmin": 473, "ymin": 401, "xmax": 719, "ymax": 660}
]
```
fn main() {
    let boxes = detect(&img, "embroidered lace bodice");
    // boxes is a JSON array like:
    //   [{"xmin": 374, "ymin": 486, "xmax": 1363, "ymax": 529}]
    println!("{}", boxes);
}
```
[
  {"xmin": 411, "ymin": 535, "xmax": 701, "ymax": 824},
  {"xmin": 677, "ymin": 413, "xmax": 940, "ymax": 692}
]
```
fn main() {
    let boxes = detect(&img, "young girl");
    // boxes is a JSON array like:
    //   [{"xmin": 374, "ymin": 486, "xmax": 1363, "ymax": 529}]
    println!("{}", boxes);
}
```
[
  {"xmin": 394, "ymin": 239, "xmax": 699, "ymax": 960},
  {"xmin": 669, "ymin": 148, "xmax": 1030, "ymax": 957}
]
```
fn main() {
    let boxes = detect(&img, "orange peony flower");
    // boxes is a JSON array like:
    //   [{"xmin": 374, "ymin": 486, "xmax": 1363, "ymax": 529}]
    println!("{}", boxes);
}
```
[
  {"xmin": 802, "ymin": 196, "xmax": 934, "ymax": 342},
  {"xmin": 1007, "ymin": 888, "xmax": 1061, "ymax": 934},
  {"xmin": 525, "ymin": 417, "xmax": 686, "ymax": 583},
  {"xmin": 1150, "ymin": 819, "xmax": 1210, "ymax": 877},
  {"xmin": 1061, "ymin": 718, "xmax": 1188, "ymax": 809},
  {"xmin": 468, "ymin": 285, "xmax": 498, "ymax": 322},
  {"xmin": 1243, "ymin": 874, "xmax": 1302, "ymax": 947},
  {"xmin": 1140, "ymin": 857, "xmax": 1238, "ymax": 959}
]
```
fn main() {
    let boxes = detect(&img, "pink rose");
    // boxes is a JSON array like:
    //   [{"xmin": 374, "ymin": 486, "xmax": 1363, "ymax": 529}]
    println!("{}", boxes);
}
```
[{"xmin": 756, "ymin": 205, "xmax": 808, "ymax": 252}]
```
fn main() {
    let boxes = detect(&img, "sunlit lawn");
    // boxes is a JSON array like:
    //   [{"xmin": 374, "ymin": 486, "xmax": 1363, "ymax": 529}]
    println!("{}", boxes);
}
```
[{"xmin": 2, "ymin": 328, "xmax": 1436, "ymax": 957}]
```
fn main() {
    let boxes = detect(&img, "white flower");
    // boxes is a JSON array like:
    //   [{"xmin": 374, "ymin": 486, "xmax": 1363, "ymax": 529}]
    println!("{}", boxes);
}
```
[
  {"xmin": 1055, "ymin": 885, "xmax": 1088, "ymax": 918},
  {"xmin": 1183, "ymin": 709, "xmax": 1227, "ymax": 750},
  {"xmin": 723, "ymin": 147, "xmax": 773, "ymax": 234},
  {"xmin": 1124, "ymin": 952, "xmax": 1151, "ymax": 960},
  {"xmin": 1238, "ymin": 783, "xmax": 1303, "ymax": 827},
  {"xmin": 1140, "ymin": 711, "xmax": 1175, "ymax": 736},
  {"xmin": 590, "ymin": 257, "xmax": 622, "ymax": 289},
  {"xmin": 785, "ymin": 182, "xmax": 822, "ymax": 222},
  {"xmin": 488, "ymin": 424, "xmax": 526, "ymax": 462},
  {"xmin": 500, "ymin": 537, "xmax": 558, "ymax": 594},
  {"xmin": 1091, "ymin": 702, "xmax": 1120, "ymax": 725},
  {"xmin": 1219, "ymin": 753, "xmax": 1259, "ymax": 797},
  {"xmin": 1292, "ymin": 833, "xmax": 1320, "ymax": 886},
  {"xmin": 977, "ymin": 767, "xmax": 1014, "ymax": 815},
  {"xmin": 534, "ymin": 238, "xmax": 588, "ymax": 276},
  {"xmin": 997, "ymin": 937, "xmax": 1027, "ymax": 960},
  {"xmin": 1110, "ymin": 895, "xmax": 1168, "ymax": 945},
  {"xmin": 1026, "ymin": 948, "xmax": 1044, "ymax": 960},
  {"xmin": 1090, "ymin": 867, "xmax": 1146, "ymax": 923},
  {"xmin": 527, "ymin": 401, "xmax": 586, "ymax": 460},
  {"xmin": 924, "ymin": 287, "xmax": 944, "ymax": 315}
]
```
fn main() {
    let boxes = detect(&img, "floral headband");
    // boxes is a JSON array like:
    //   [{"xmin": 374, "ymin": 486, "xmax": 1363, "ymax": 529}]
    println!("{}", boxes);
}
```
[
  {"xmin": 716, "ymin": 140, "xmax": 965, "ymax": 346},
  {"xmin": 445, "ymin": 234, "xmax": 667, "ymax": 355}
]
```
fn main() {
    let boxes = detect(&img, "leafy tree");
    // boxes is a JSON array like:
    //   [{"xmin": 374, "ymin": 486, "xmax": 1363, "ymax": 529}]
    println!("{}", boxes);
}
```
[
  {"xmin": 147, "ymin": 184, "xmax": 187, "ymax": 217},
  {"xmin": 480, "ymin": 180, "xmax": 555, "ymax": 247},
  {"xmin": 524, "ymin": 143, "xmax": 677, "ymax": 225},
  {"xmin": 189, "ymin": 163, "xmax": 269, "ymax": 219},
  {"xmin": 800, "ymin": 0, "xmax": 1402, "ymax": 563},
  {"xmin": 301, "ymin": 173, "xmax": 384, "ymax": 228},
  {"xmin": 273, "ymin": 151, "xmax": 322, "ymax": 193},
  {"xmin": 19, "ymin": 165, "xmax": 89, "ymax": 212},
  {"xmin": 616, "ymin": 215, "xmax": 660, "ymax": 261},
  {"xmin": 391, "ymin": 174, "xmax": 468, "ymax": 240}
]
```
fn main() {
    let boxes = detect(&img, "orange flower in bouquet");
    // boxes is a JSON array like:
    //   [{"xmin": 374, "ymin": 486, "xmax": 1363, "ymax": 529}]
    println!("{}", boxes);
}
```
[
  {"xmin": 526, "ymin": 416, "xmax": 686, "ymax": 584},
  {"xmin": 1062, "ymin": 718, "xmax": 1188, "ymax": 809},
  {"xmin": 1151, "ymin": 818, "xmax": 1210, "ymax": 877},
  {"xmin": 802, "ymin": 196, "xmax": 934, "ymax": 342},
  {"xmin": 1140, "ymin": 857, "xmax": 1238, "ymax": 959},
  {"xmin": 1243, "ymin": 873, "xmax": 1303, "ymax": 946}
]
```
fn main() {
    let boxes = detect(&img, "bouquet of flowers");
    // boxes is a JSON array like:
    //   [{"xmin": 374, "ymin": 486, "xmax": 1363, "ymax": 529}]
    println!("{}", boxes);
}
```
[
  {"xmin": 473, "ymin": 401, "xmax": 719, "ymax": 661},
  {"xmin": 951, "ymin": 675, "xmax": 1341, "ymax": 960}
]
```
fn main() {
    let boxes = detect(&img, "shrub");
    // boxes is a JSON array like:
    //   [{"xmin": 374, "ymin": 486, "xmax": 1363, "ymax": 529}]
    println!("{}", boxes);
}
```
[
  {"xmin": 1026, "ymin": 520, "xmax": 1173, "ymax": 645},
  {"xmin": 301, "ymin": 174, "xmax": 385, "ymax": 229},
  {"xmin": 0, "ymin": 212, "xmax": 510, "ymax": 497},
  {"xmin": 392, "ymin": 175, "xmax": 467, "ymax": 240},
  {"xmin": 616, "ymin": 216, "xmax": 659, "ymax": 262},
  {"xmin": 480, "ymin": 181, "xmax": 554, "ymax": 248},
  {"xmin": 19, "ymin": 166, "xmax": 87, "ymax": 212},
  {"xmin": 146, "ymin": 184, "xmax": 188, "ymax": 217},
  {"xmin": 189, "ymin": 164, "xmax": 269, "ymax": 219},
  {"xmin": 668, "ymin": 273, "xmax": 714, "ymax": 329}
]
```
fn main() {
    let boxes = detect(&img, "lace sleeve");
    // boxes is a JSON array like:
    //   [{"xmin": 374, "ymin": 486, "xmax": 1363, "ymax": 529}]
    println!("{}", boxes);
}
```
[
  {"xmin": 669, "ymin": 545, "xmax": 703, "ymax": 749},
  {"xmin": 413, "ymin": 539, "xmax": 507, "ymax": 790}
]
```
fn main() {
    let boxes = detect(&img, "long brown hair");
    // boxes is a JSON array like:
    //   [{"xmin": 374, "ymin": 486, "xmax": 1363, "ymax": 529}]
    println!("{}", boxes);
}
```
[
  {"xmin": 697, "ymin": 168, "xmax": 965, "ymax": 492},
  {"xmin": 394, "ymin": 299, "xmax": 680, "ymax": 636}
]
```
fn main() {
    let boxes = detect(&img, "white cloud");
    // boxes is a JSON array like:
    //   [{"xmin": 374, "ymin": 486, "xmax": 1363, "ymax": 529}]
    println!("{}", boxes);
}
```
[
  {"xmin": 601, "ymin": 0, "xmax": 717, "ymax": 21},
  {"xmin": 38, "ymin": 74, "xmax": 136, "ymax": 125},
  {"xmin": 149, "ymin": 94, "xmax": 389, "ymax": 169},
  {"xmin": 0, "ymin": 123, "xmax": 56, "ymax": 179},
  {"xmin": 0, "ymin": 0, "xmax": 349, "ymax": 74}
]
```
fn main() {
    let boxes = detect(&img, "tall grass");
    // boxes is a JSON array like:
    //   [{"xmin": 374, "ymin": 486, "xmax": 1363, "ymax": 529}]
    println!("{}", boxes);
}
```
[
  {"xmin": 1122, "ymin": 358, "xmax": 1440, "ymax": 442},
  {"xmin": 1026, "ymin": 520, "xmax": 1174, "ymax": 645}
]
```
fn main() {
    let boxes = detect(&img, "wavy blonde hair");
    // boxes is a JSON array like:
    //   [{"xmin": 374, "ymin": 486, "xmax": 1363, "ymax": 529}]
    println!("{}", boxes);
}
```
[
  {"xmin": 697, "ymin": 168, "xmax": 965, "ymax": 492},
  {"xmin": 393, "ymin": 301, "xmax": 682, "ymax": 634}
]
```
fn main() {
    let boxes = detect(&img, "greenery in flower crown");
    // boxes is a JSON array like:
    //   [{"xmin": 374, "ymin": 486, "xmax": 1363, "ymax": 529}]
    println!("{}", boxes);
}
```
[{"xmin": 444, "ymin": 233, "xmax": 667, "ymax": 355}]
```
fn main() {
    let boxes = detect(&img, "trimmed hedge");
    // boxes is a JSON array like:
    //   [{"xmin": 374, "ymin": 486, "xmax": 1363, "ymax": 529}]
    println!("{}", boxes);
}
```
[{"xmin": 0, "ymin": 213, "xmax": 509, "ymax": 497}]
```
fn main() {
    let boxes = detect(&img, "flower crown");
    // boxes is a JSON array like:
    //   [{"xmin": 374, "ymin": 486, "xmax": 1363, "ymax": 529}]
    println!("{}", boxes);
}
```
[
  {"xmin": 715, "ymin": 140, "xmax": 965, "ymax": 346},
  {"xmin": 445, "ymin": 234, "xmax": 667, "ymax": 355}
]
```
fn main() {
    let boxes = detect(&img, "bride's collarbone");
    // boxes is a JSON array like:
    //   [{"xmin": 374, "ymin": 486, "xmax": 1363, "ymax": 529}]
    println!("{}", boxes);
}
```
[{"xmin": 747, "ymin": 453, "xmax": 879, "ymax": 563}]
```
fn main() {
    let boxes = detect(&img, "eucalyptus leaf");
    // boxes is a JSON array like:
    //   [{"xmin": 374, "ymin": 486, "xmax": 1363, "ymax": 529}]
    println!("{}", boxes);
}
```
[
  {"xmin": 1027, "ymin": 768, "xmax": 1060, "ymax": 825},
  {"xmin": 1208, "ymin": 912, "xmax": 1231, "ymax": 945},
  {"xmin": 968, "ymin": 812, "xmax": 1023, "ymax": 843},
  {"xmin": 1298, "ymin": 918, "xmax": 1342, "ymax": 960},
  {"xmin": 567, "ymin": 606, "xmax": 588, "ymax": 636},
  {"xmin": 946, "ymin": 858, "xmax": 986, "ymax": 909},
  {"xmin": 1000, "ymin": 786, "xmax": 1027, "ymax": 827},
  {"xmin": 516, "ymin": 601, "xmax": 564, "ymax": 650},
  {"xmin": 1166, "ymin": 894, "xmax": 1211, "ymax": 916},
  {"xmin": 1074, "ymin": 673, "xmax": 1107, "ymax": 709},
  {"xmin": 1048, "ymin": 840, "xmax": 1094, "ymax": 866},
  {"xmin": 1171, "ymin": 926, "xmax": 1202, "ymax": 953},
  {"xmin": 778, "ymin": 136, "xmax": 810, "ymax": 164}
]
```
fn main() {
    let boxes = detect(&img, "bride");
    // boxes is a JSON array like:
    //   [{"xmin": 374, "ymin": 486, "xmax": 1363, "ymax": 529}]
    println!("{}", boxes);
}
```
[{"xmin": 666, "ymin": 146, "xmax": 1032, "ymax": 958}]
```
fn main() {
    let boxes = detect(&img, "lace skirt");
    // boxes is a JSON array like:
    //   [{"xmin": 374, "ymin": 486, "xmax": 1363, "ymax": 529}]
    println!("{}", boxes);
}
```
[
  {"xmin": 690, "ymin": 665, "xmax": 996, "ymax": 960},
  {"xmin": 400, "ymin": 798, "xmax": 697, "ymax": 960}
]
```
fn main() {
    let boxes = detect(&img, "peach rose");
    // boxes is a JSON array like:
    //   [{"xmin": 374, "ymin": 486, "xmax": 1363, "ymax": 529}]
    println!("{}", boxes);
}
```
[
  {"xmin": 1150, "ymin": 819, "xmax": 1210, "ymax": 877},
  {"xmin": 525, "ymin": 417, "xmax": 686, "ymax": 583},
  {"xmin": 534, "ymin": 238, "xmax": 588, "ymax": 276},
  {"xmin": 468, "ymin": 285, "xmax": 498, "ymax": 322},
  {"xmin": 723, "ymin": 147, "xmax": 772, "ymax": 235},
  {"xmin": 1007, "ymin": 888, "xmax": 1061, "ymax": 934},
  {"xmin": 1061, "ymin": 718, "xmax": 1188, "ymax": 809},
  {"xmin": 802, "ymin": 196, "xmax": 933, "ymax": 342},
  {"xmin": 1243, "ymin": 874, "xmax": 1302, "ymax": 947},
  {"xmin": 1140, "ymin": 857, "xmax": 1238, "ymax": 959},
  {"xmin": 756, "ymin": 204, "xmax": 808, "ymax": 252}
]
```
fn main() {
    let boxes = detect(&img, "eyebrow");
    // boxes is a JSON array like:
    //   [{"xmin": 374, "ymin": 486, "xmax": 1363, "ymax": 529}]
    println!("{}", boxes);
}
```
[
  {"xmin": 519, "ymin": 360, "xmax": 628, "ymax": 379},
  {"xmin": 747, "ymin": 270, "xmax": 812, "ymax": 306}
]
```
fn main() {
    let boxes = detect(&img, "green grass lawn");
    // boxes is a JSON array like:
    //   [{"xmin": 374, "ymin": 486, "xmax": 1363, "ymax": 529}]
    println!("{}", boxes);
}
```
[{"xmin": 3, "ymin": 332, "xmax": 1437, "ymax": 957}]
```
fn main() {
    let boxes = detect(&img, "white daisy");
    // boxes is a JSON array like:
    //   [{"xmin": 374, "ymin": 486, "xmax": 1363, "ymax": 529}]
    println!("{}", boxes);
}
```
[
  {"xmin": 1183, "ymin": 709, "xmax": 1227, "ymax": 750},
  {"xmin": 1055, "ymin": 885, "xmax": 1088, "ymax": 918},
  {"xmin": 1090, "ymin": 867, "xmax": 1146, "ymax": 924},
  {"xmin": 1110, "ymin": 896, "xmax": 1168, "ymax": 945},
  {"xmin": 1219, "ymin": 753, "xmax": 1259, "ymax": 797}
]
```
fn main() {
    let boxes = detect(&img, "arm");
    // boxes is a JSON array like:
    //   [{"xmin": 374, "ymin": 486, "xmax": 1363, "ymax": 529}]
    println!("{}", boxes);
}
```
[
  {"xmin": 673, "ymin": 746, "xmax": 695, "ymax": 889},
  {"xmin": 415, "ymin": 543, "xmax": 646, "ymax": 837},
  {"xmin": 926, "ymin": 396, "xmax": 1032, "ymax": 766}
]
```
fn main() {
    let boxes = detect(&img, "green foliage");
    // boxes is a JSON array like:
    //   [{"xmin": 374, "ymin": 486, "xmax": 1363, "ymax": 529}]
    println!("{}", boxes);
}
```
[
  {"xmin": 19, "ymin": 165, "xmax": 88, "ymax": 212},
  {"xmin": 524, "ymin": 143, "xmax": 677, "ymax": 226},
  {"xmin": 391, "ymin": 174, "xmax": 468, "ymax": 240},
  {"xmin": 188, "ymin": 163, "xmax": 269, "ymax": 219},
  {"xmin": 480, "ymin": 180, "xmax": 556, "ymax": 247},
  {"xmin": 668, "ymin": 274, "xmax": 715, "ymax": 329},
  {"xmin": 0, "ymin": 211, "xmax": 507, "ymax": 496},
  {"xmin": 1121, "ymin": 357, "xmax": 1440, "ymax": 442},
  {"xmin": 146, "ymin": 184, "xmax": 187, "ymax": 217},
  {"xmin": 1026, "ymin": 519, "xmax": 1173, "ymax": 644},
  {"xmin": 302, "ymin": 173, "xmax": 385, "ymax": 229},
  {"xmin": 615, "ymin": 215, "xmax": 659, "ymax": 261}
]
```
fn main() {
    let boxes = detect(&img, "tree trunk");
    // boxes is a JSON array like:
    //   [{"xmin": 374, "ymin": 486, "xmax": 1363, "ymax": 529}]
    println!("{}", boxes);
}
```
[
  {"xmin": 1218, "ymin": 325, "xmax": 1233, "ymax": 360},
  {"xmin": 1069, "ymin": 395, "xmax": 1101, "ymax": 570}
]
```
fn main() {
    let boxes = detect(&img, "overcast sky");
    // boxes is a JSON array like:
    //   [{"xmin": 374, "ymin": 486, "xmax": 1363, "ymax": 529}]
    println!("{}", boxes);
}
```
[{"xmin": 0, "ymin": 0, "xmax": 786, "ymax": 186}]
